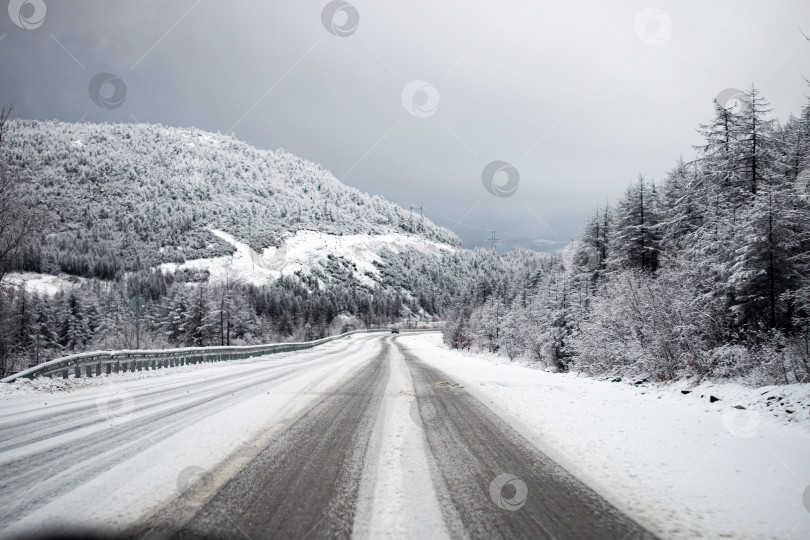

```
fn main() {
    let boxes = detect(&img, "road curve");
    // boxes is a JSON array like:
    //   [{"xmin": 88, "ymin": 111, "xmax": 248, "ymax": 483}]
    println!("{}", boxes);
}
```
[
  {"xmin": 3, "ymin": 333, "xmax": 655, "ymax": 539},
  {"xmin": 145, "ymin": 335, "xmax": 653, "ymax": 539}
]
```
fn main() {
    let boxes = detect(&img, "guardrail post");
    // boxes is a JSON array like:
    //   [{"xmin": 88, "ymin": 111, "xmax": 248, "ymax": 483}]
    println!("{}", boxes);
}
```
[
  {"xmin": 75, "ymin": 366, "xmax": 81, "ymax": 378},
  {"xmin": 114, "ymin": 363, "xmax": 119, "ymax": 374},
  {"xmin": 85, "ymin": 365, "xmax": 92, "ymax": 377},
  {"xmin": 96, "ymin": 363, "xmax": 101, "ymax": 376},
  {"xmin": 62, "ymin": 369, "xmax": 68, "ymax": 379}
]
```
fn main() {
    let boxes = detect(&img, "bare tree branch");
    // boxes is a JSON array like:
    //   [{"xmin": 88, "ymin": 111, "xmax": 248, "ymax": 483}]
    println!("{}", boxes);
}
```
[{"xmin": 0, "ymin": 106, "xmax": 48, "ymax": 286}]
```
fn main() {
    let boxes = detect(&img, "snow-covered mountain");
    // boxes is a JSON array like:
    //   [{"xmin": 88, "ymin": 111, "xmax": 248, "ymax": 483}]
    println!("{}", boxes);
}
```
[{"xmin": 3, "ymin": 120, "xmax": 460, "ymax": 281}]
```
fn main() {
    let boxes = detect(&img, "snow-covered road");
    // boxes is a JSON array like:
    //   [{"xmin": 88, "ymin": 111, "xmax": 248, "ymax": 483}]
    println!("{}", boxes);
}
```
[
  {"xmin": 0, "ymin": 335, "xmax": 379, "ymax": 538},
  {"xmin": 158, "ymin": 335, "xmax": 646, "ymax": 539},
  {"xmin": 3, "ymin": 332, "xmax": 804, "ymax": 539}
]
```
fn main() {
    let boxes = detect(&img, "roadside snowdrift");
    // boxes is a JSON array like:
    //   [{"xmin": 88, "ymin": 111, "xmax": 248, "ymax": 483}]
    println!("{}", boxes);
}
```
[{"xmin": 401, "ymin": 333, "xmax": 810, "ymax": 540}]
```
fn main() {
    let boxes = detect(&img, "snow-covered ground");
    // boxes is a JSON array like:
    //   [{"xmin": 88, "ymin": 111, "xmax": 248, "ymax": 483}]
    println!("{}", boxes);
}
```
[
  {"xmin": 400, "ymin": 333, "xmax": 810, "ymax": 540},
  {"xmin": 4, "ymin": 272, "xmax": 84, "ymax": 296},
  {"xmin": 159, "ymin": 229, "xmax": 458, "ymax": 287}
]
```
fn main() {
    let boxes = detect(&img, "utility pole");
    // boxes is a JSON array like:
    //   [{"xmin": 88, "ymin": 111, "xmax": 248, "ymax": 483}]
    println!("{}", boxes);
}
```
[
  {"xmin": 129, "ymin": 295, "xmax": 145, "ymax": 350},
  {"xmin": 487, "ymin": 230, "xmax": 500, "ymax": 253},
  {"xmin": 490, "ymin": 294, "xmax": 501, "ymax": 350}
]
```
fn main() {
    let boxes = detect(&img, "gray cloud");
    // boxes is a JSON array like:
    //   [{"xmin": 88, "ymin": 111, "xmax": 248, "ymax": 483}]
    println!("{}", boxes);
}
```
[{"xmin": 1, "ymin": 0, "xmax": 808, "ymax": 249}]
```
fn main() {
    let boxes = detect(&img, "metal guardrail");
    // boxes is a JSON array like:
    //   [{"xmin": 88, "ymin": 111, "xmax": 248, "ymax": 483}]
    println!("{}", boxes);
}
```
[{"xmin": 2, "ymin": 328, "xmax": 437, "ymax": 383}]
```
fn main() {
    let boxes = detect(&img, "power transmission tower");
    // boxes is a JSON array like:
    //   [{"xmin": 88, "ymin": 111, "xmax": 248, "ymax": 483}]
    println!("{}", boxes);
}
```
[
  {"xmin": 487, "ymin": 230, "xmax": 500, "ymax": 253},
  {"xmin": 410, "ymin": 204, "xmax": 424, "ymax": 245}
]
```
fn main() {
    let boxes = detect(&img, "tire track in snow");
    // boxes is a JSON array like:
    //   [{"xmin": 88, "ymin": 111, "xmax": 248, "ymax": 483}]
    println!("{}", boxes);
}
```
[
  {"xmin": 352, "ymin": 336, "xmax": 450, "ymax": 539},
  {"xmin": 399, "ymin": 339, "xmax": 656, "ymax": 539},
  {"xmin": 162, "ymin": 339, "xmax": 391, "ymax": 539}
]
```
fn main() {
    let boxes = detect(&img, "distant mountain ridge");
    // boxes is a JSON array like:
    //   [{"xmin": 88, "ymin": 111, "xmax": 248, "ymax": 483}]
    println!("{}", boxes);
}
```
[{"xmin": 3, "ymin": 120, "xmax": 460, "ymax": 280}]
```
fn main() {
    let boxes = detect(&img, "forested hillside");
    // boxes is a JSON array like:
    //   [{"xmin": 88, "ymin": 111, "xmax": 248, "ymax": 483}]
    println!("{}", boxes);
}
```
[
  {"xmin": 0, "ymin": 118, "xmax": 553, "ymax": 376},
  {"xmin": 444, "ymin": 85, "xmax": 810, "ymax": 385},
  {"xmin": 0, "ymin": 119, "xmax": 476, "ymax": 375},
  {"xmin": 3, "ymin": 120, "xmax": 459, "ymax": 278}
]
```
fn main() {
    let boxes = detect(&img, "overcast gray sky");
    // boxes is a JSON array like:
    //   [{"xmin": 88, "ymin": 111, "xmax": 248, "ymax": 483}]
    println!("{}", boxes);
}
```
[{"xmin": 1, "ymin": 1, "xmax": 808, "ymax": 249}]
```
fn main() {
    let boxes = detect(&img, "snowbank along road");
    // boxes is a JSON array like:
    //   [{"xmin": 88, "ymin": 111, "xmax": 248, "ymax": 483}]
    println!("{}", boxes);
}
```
[{"xmin": 0, "ymin": 333, "xmax": 654, "ymax": 539}]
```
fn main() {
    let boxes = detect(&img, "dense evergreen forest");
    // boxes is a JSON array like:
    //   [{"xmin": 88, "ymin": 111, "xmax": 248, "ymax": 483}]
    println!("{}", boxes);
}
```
[{"xmin": 444, "ymin": 85, "xmax": 810, "ymax": 385}]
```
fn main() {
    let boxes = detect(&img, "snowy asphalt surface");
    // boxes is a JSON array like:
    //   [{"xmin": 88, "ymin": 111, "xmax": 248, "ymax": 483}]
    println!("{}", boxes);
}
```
[{"xmin": 1, "ymin": 334, "xmax": 654, "ymax": 539}]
